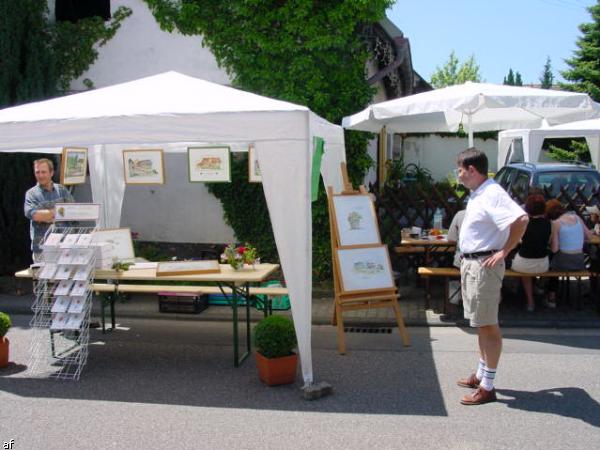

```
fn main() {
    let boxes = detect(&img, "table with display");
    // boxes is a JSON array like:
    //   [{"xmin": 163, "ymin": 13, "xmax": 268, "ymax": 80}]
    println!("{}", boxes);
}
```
[
  {"xmin": 16, "ymin": 263, "xmax": 280, "ymax": 367},
  {"xmin": 395, "ymin": 236, "xmax": 456, "ymax": 309}
]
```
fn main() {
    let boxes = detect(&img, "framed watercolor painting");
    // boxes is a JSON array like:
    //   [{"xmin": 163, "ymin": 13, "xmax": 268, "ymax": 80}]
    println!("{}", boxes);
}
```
[
  {"xmin": 332, "ymin": 194, "xmax": 381, "ymax": 246},
  {"xmin": 156, "ymin": 260, "xmax": 221, "ymax": 276},
  {"xmin": 122, "ymin": 149, "xmax": 165, "ymax": 184},
  {"xmin": 91, "ymin": 228, "xmax": 135, "ymax": 262},
  {"xmin": 188, "ymin": 146, "xmax": 231, "ymax": 182},
  {"xmin": 60, "ymin": 147, "xmax": 88, "ymax": 185},
  {"xmin": 248, "ymin": 145, "xmax": 262, "ymax": 183},
  {"xmin": 335, "ymin": 245, "xmax": 394, "ymax": 294}
]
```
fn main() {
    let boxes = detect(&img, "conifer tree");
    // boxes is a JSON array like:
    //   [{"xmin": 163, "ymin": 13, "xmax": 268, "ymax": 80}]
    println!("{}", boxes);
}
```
[
  {"xmin": 561, "ymin": 1, "xmax": 600, "ymax": 100},
  {"xmin": 540, "ymin": 56, "xmax": 554, "ymax": 89}
]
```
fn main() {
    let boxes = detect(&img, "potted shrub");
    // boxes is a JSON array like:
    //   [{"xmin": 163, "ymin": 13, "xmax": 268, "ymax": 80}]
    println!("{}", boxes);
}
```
[
  {"xmin": 253, "ymin": 315, "xmax": 298, "ymax": 386},
  {"xmin": 0, "ymin": 311, "xmax": 11, "ymax": 368}
]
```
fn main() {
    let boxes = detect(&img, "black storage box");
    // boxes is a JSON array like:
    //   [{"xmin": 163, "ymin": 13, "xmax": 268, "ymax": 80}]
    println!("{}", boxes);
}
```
[{"xmin": 158, "ymin": 291, "xmax": 210, "ymax": 314}]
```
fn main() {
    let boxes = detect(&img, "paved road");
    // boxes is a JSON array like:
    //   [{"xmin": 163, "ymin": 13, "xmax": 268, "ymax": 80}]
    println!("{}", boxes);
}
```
[{"xmin": 1, "ymin": 315, "xmax": 599, "ymax": 449}]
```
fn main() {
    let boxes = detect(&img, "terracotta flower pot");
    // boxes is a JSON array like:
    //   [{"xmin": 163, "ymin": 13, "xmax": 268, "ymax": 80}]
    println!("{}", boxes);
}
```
[
  {"xmin": 0, "ymin": 337, "xmax": 9, "ymax": 368},
  {"xmin": 255, "ymin": 352, "xmax": 298, "ymax": 386}
]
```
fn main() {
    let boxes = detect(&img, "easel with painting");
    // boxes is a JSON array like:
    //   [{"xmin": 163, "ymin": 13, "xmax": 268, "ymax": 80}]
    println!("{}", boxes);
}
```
[{"xmin": 327, "ymin": 163, "xmax": 410, "ymax": 354}]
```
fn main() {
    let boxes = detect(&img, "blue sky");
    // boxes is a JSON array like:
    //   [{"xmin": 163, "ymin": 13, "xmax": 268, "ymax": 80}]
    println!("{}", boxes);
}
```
[{"xmin": 387, "ymin": 0, "xmax": 597, "ymax": 85}]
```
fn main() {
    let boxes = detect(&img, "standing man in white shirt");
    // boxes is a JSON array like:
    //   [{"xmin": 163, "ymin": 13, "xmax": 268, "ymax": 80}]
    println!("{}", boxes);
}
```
[{"xmin": 455, "ymin": 148, "xmax": 528, "ymax": 405}]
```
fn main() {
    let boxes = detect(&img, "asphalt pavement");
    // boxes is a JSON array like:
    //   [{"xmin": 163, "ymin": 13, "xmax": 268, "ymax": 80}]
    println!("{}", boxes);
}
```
[{"xmin": 1, "ymin": 315, "xmax": 600, "ymax": 449}]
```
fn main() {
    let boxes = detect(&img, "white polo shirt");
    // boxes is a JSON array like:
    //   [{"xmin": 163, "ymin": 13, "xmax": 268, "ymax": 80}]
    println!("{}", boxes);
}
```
[{"xmin": 459, "ymin": 179, "xmax": 525, "ymax": 254}]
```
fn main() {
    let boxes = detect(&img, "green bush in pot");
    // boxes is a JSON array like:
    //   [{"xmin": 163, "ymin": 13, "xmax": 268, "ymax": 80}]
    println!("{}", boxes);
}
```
[{"xmin": 253, "ymin": 315, "xmax": 297, "ymax": 359}]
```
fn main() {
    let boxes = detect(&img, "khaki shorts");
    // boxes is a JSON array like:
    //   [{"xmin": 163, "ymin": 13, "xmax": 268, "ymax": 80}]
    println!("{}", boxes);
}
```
[{"xmin": 461, "ymin": 258, "xmax": 505, "ymax": 327}]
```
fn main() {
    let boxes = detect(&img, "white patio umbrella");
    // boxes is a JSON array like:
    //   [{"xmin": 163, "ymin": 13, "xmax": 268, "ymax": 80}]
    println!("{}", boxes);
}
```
[{"xmin": 342, "ymin": 81, "xmax": 600, "ymax": 147}]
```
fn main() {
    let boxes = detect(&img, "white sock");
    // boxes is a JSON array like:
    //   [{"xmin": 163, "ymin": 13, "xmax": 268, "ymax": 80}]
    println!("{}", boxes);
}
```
[
  {"xmin": 480, "ymin": 366, "xmax": 496, "ymax": 391},
  {"xmin": 475, "ymin": 359, "xmax": 485, "ymax": 380}
]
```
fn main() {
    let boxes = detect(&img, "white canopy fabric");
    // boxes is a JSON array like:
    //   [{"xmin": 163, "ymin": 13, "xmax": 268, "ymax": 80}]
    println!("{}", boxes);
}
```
[
  {"xmin": 0, "ymin": 71, "xmax": 347, "ymax": 385},
  {"xmin": 498, "ymin": 118, "xmax": 600, "ymax": 169},
  {"xmin": 342, "ymin": 81, "xmax": 600, "ymax": 147}
]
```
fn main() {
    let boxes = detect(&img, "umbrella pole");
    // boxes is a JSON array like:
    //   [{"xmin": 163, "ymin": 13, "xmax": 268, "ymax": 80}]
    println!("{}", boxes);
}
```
[{"xmin": 467, "ymin": 115, "xmax": 474, "ymax": 148}]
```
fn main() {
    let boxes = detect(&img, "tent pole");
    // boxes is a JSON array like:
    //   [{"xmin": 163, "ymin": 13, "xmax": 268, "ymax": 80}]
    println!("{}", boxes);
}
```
[{"xmin": 468, "ymin": 115, "xmax": 474, "ymax": 148}]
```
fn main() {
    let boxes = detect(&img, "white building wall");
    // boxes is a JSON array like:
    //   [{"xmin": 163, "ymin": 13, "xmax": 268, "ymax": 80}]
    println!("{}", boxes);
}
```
[
  {"xmin": 397, "ymin": 135, "xmax": 498, "ymax": 181},
  {"xmin": 70, "ymin": 0, "xmax": 230, "ymax": 90}
]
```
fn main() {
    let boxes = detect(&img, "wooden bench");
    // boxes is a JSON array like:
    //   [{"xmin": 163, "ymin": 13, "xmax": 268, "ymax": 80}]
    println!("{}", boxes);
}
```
[
  {"xmin": 417, "ymin": 266, "xmax": 594, "ymax": 314},
  {"xmin": 92, "ymin": 282, "xmax": 289, "ymax": 332}
]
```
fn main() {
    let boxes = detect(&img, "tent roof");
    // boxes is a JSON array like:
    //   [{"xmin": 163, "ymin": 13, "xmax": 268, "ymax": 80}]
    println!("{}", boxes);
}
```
[{"xmin": 0, "ymin": 71, "xmax": 312, "ymax": 150}]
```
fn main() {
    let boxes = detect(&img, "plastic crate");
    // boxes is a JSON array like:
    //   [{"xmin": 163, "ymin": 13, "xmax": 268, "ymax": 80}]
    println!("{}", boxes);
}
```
[
  {"xmin": 158, "ymin": 292, "xmax": 210, "ymax": 314},
  {"xmin": 255, "ymin": 281, "xmax": 290, "ymax": 311}
]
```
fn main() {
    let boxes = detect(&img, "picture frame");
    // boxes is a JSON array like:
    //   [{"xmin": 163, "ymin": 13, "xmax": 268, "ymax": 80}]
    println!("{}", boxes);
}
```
[
  {"xmin": 335, "ymin": 245, "xmax": 395, "ymax": 294},
  {"xmin": 122, "ymin": 149, "xmax": 165, "ymax": 185},
  {"xmin": 91, "ymin": 228, "xmax": 135, "ymax": 262},
  {"xmin": 156, "ymin": 260, "xmax": 221, "ymax": 276},
  {"xmin": 188, "ymin": 146, "xmax": 231, "ymax": 182},
  {"xmin": 248, "ymin": 145, "xmax": 262, "ymax": 183},
  {"xmin": 60, "ymin": 147, "xmax": 88, "ymax": 185},
  {"xmin": 332, "ymin": 194, "xmax": 381, "ymax": 247}
]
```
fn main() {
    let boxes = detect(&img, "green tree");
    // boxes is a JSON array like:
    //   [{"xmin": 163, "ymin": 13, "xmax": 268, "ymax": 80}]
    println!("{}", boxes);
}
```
[
  {"xmin": 144, "ymin": 0, "xmax": 392, "ymax": 279},
  {"xmin": 0, "ymin": 0, "xmax": 131, "ymax": 273},
  {"xmin": 547, "ymin": 139, "xmax": 590, "ymax": 162},
  {"xmin": 561, "ymin": 1, "xmax": 600, "ymax": 101},
  {"xmin": 503, "ymin": 68, "xmax": 522, "ymax": 86},
  {"xmin": 540, "ymin": 56, "xmax": 554, "ymax": 89},
  {"xmin": 515, "ymin": 72, "xmax": 523, "ymax": 86},
  {"xmin": 430, "ymin": 50, "xmax": 482, "ymax": 88},
  {"xmin": 503, "ymin": 68, "xmax": 515, "ymax": 85}
]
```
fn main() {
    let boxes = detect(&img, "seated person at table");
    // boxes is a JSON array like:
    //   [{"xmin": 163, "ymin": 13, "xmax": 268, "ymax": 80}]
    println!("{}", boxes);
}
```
[
  {"xmin": 511, "ymin": 194, "xmax": 551, "ymax": 312},
  {"xmin": 446, "ymin": 208, "xmax": 465, "ymax": 304},
  {"xmin": 545, "ymin": 199, "xmax": 594, "ymax": 308},
  {"xmin": 586, "ymin": 205, "xmax": 600, "ymax": 235}
]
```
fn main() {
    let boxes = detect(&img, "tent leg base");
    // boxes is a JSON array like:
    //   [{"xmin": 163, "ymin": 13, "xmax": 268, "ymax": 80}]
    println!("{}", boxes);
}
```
[{"xmin": 302, "ymin": 381, "xmax": 333, "ymax": 400}]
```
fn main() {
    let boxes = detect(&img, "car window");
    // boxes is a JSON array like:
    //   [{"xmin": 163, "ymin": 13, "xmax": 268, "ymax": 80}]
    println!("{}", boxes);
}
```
[
  {"xmin": 495, "ymin": 167, "xmax": 515, "ymax": 190},
  {"xmin": 538, "ymin": 171, "xmax": 600, "ymax": 197},
  {"xmin": 510, "ymin": 171, "xmax": 530, "ymax": 200}
]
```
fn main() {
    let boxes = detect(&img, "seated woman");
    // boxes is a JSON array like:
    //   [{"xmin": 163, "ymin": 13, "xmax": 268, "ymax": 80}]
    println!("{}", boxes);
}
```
[
  {"xmin": 511, "ymin": 194, "xmax": 552, "ymax": 312},
  {"xmin": 545, "ymin": 199, "xmax": 594, "ymax": 308}
]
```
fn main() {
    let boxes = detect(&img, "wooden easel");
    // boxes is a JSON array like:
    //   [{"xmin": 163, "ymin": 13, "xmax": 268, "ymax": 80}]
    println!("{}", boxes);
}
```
[{"xmin": 327, "ymin": 163, "xmax": 410, "ymax": 354}]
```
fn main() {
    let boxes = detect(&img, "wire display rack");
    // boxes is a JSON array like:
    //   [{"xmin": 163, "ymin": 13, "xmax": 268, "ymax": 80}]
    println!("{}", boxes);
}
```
[{"xmin": 28, "ymin": 224, "xmax": 97, "ymax": 381}]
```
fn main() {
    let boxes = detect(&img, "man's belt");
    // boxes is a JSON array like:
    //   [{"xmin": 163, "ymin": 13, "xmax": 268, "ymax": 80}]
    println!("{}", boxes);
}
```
[{"xmin": 462, "ymin": 250, "xmax": 497, "ymax": 259}]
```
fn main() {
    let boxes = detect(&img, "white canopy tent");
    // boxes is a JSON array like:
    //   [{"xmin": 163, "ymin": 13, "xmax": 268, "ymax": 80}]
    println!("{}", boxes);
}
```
[
  {"xmin": 498, "ymin": 118, "xmax": 600, "ymax": 169},
  {"xmin": 342, "ymin": 81, "xmax": 600, "ymax": 147},
  {"xmin": 0, "ymin": 71, "xmax": 347, "ymax": 385}
]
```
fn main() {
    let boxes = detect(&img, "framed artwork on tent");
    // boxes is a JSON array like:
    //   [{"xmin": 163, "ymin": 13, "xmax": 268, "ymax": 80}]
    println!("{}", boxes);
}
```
[
  {"xmin": 60, "ymin": 147, "xmax": 88, "ymax": 185},
  {"xmin": 248, "ymin": 145, "xmax": 262, "ymax": 183},
  {"xmin": 122, "ymin": 149, "xmax": 165, "ymax": 185},
  {"xmin": 91, "ymin": 228, "xmax": 135, "ymax": 262},
  {"xmin": 188, "ymin": 146, "xmax": 231, "ymax": 182},
  {"xmin": 332, "ymin": 194, "xmax": 381, "ymax": 247},
  {"xmin": 335, "ymin": 245, "xmax": 394, "ymax": 294}
]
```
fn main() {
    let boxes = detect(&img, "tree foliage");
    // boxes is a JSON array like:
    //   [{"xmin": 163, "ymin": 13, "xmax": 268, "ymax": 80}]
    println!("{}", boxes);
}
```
[
  {"xmin": 561, "ymin": 1, "xmax": 600, "ymax": 101},
  {"xmin": 143, "ymin": 0, "xmax": 393, "ymax": 279},
  {"xmin": 430, "ymin": 50, "xmax": 482, "ymax": 88},
  {"xmin": 547, "ymin": 139, "xmax": 591, "ymax": 163},
  {"xmin": 0, "ymin": 0, "xmax": 131, "ymax": 274},
  {"xmin": 540, "ymin": 56, "xmax": 554, "ymax": 89},
  {"xmin": 503, "ymin": 68, "xmax": 522, "ymax": 86}
]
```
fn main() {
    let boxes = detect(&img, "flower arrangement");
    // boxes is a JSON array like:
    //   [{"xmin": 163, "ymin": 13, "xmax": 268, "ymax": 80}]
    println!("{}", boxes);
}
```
[{"xmin": 221, "ymin": 243, "xmax": 259, "ymax": 270}]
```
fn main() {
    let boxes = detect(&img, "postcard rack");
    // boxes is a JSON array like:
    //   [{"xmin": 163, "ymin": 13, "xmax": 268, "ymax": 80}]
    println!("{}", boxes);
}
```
[
  {"xmin": 327, "ymin": 163, "xmax": 409, "ymax": 354},
  {"xmin": 28, "ymin": 224, "xmax": 97, "ymax": 381}
]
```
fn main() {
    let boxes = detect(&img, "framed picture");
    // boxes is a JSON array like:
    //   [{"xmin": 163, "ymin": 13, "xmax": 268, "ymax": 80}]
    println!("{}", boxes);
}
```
[
  {"xmin": 335, "ymin": 245, "xmax": 395, "ymax": 294},
  {"xmin": 332, "ymin": 194, "xmax": 381, "ymax": 247},
  {"xmin": 248, "ymin": 145, "xmax": 262, "ymax": 183},
  {"xmin": 156, "ymin": 260, "xmax": 221, "ymax": 276},
  {"xmin": 60, "ymin": 147, "xmax": 88, "ymax": 185},
  {"xmin": 91, "ymin": 228, "xmax": 135, "ymax": 262},
  {"xmin": 188, "ymin": 146, "xmax": 231, "ymax": 182},
  {"xmin": 122, "ymin": 149, "xmax": 165, "ymax": 184}
]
